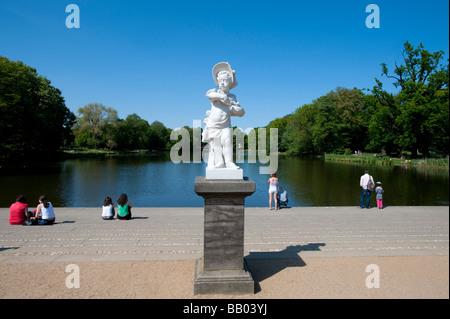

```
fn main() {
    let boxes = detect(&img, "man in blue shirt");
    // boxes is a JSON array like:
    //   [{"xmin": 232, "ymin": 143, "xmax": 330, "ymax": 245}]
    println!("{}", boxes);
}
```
[{"xmin": 277, "ymin": 186, "xmax": 289, "ymax": 209}]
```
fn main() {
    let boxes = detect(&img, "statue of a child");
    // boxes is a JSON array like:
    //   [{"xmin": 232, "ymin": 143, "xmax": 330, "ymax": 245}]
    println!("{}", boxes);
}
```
[{"xmin": 202, "ymin": 62, "xmax": 245, "ymax": 169}]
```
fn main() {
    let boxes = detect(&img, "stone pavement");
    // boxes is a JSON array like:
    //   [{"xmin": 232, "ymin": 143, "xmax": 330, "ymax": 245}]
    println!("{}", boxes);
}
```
[{"xmin": 0, "ymin": 206, "xmax": 448, "ymax": 263}]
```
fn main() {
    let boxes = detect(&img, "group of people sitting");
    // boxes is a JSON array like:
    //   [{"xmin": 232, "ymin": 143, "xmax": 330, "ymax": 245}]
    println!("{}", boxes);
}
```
[
  {"xmin": 9, "ymin": 193, "xmax": 134, "ymax": 225},
  {"xmin": 101, "ymin": 194, "xmax": 133, "ymax": 220},
  {"xmin": 10, "ymin": 180, "xmax": 290, "ymax": 225},
  {"xmin": 9, "ymin": 195, "xmax": 55, "ymax": 225}
]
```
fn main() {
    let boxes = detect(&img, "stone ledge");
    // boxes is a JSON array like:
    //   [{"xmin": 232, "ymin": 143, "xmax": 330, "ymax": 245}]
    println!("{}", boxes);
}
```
[{"xmin": 194, "ymin": 176, "xmax": 256, "ymax": 197}]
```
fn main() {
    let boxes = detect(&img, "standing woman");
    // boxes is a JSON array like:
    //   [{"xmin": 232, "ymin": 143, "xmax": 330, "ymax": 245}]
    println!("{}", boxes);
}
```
[
  {"xmin": 35, "ymin": 195, "xmax": 55, "ymax": 225},
  {"xmin": 117, "ymin": 193, "xmax": 133, "ymax": 220},
  {"xmin": 268, "ymin": 172, "xmax": 278, "ymax": 210}
]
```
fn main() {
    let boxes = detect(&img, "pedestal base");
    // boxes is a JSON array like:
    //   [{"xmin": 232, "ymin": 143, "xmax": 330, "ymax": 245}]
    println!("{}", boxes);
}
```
[
  {"xmin": 194, "ymin": 176, "xmax": 256, "ymax": 295},
  {"xmin": 194, "ymin": 257, "xmax": 254, "ymax": 295}
]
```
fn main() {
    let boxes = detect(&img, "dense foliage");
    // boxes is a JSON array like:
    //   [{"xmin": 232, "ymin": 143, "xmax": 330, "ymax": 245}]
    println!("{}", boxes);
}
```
[
  {"xmin": 269, "ymin": 87, "xmax": 368, "ymax": 155},
  {"xmin": 73, "ymin": 104, "xmax": 171, "ymax": 151},
  {"xmin": 0, "ymin": 56, "xmax": 76, "ymax": 162},
  {"xmin": 369, "ymin": 42, "xmax": 449, "ymax": 157},
  {"xmin": 268, "ymin": 42, "xmax": 449, "ymax": 157}
]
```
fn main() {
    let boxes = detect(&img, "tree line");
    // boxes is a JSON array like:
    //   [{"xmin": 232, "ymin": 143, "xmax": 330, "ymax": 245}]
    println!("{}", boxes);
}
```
[
  {"xmin": 73, "ymin": 103, "xmax": 171, "ymax": 151},
  {"xmin": 0, "ymin": 56, "xmax": 173, "ymax": 164},
  {"xmin": 1, "ymin": 41, "xmax": 448, "ymax": 164},
  {"xmin": 266, "ymin": 42, "xmax": 449, "ymax": 158},
  {"xmin": 0, "ymin": 56, "xmax": 76, "ymax": 162}
]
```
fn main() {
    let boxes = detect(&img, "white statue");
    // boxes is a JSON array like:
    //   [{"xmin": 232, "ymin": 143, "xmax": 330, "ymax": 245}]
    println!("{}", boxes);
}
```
[{"xmin": 202, "ymin": 62, "xmax": 245, "ymax": 174}]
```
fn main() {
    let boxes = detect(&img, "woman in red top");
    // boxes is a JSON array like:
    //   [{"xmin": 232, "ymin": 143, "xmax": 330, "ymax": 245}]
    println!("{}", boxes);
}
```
[{"xmin": 9, "ymin": 195, "xmax": 30, "ymax": 225}]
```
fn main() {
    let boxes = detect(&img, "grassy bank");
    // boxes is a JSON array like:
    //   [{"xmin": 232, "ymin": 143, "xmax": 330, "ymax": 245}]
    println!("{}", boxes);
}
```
[
  {"xmin": 62, "ymin": 149, "xmax": 165, "ymax": 159},
  {"xmin": 325, "ymin": 153, "xmax": 449, "ymax": 170}
]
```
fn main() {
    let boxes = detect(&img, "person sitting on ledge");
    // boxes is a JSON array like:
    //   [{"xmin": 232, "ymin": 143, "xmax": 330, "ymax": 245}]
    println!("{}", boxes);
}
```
[
  {"xmin": 102, "ymin": 196, "xmax": 115, "ymax": 220},
  {"xmin": 35, "ymin": 195, "xmax": 56, "ymax": 225},
  {"xmin": 117, "ymin": 193, "xmax": 132, "ymax": 220},
  {"xmin": 9, "ymin": 194, "xmax": 32, "ymax": 225},
  {"xmin": 277, "ymin": 186, "xmax": 289, "ymax": 209}
]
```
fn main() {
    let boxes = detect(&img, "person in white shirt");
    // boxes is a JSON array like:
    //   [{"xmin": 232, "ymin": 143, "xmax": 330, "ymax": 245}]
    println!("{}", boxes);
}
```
[
  {"xmin": 35, "ymin": 195, "xmax": 56, "ymax": 225},
  {"xmin": 359, "ymin": 170, "xmax": 374, "ymax": 209},
  {"xmin": 102, "ymin": 196, "xmax": 115, "ymax": 220}
]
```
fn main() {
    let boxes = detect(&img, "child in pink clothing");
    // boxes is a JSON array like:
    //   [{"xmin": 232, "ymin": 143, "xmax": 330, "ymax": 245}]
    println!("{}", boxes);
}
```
[{"xmin": 375, "ymin": 182, "xmax": 384, "ymax": 209}]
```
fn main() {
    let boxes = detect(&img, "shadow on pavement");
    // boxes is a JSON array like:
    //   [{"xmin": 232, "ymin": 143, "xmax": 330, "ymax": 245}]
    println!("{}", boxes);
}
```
[{"xmin": 245, "ymin": 243, "xmax": 325, "ymax": 293}]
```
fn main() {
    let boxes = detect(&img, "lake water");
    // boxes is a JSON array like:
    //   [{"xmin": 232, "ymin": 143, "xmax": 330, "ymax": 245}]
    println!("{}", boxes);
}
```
[{"xmin": 0, "ymin": 154, "xmax": 448, "ymax": 208}]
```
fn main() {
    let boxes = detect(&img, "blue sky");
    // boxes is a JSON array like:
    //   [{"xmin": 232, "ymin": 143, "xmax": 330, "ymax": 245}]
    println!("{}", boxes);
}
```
[{"xmin": 1, "ymin": 0, "xmax": 449, "ymax": 130}]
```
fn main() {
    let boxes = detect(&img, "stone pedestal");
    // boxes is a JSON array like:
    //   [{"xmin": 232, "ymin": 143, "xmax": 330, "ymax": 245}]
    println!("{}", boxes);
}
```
[{"xmin": 194, "ymin": 176, "xmax": 256, "ymax": 295}]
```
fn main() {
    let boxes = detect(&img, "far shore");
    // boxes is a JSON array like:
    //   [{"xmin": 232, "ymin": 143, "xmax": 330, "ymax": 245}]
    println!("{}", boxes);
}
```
[{"xmin": 324, "ymin": 152, "xmax": 449, "ymax": 170}]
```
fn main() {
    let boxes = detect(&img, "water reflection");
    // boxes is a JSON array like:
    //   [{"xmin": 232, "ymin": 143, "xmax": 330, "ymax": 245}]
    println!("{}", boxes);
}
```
[{"xmin": 0, "ymin": 155, "xmax": 448, "ymax": 207}]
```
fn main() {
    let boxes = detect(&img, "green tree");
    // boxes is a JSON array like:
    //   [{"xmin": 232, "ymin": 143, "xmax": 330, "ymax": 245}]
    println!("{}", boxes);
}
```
[
  {"xmin": 266, "ymin": 115, "xmax": 292, "ymax": 152},
  {"xmin": 365, "ymin": 92, "xmax": 401, "ymax": 155},
  {"xmin": 371, "ymin": 41, "xmax": 449, "ymax": 157},
  {"xmin": 283, "ymin": 103, "xmax": 317, "ymax": 155},
  {"xmin": 0, "ymin": 56, "xmax": 75, "ymax": 162},
  {"xmin": 120, "ymin": 113, "xmax": 150, "ymax": 150},
  {"xmin": 148, "ymin": 120, "xmax": 170, "ymax": 150},
  {"xmin": 74, "ymin": 103, "xmax": 118, "ymax": 149},
  {"xmin": 102, "ymin": 120, "xmax": 122, "ymax": 150},
  {"xmin": 282, "ymin": 87, "xmax": 367, "ymax": 155}
]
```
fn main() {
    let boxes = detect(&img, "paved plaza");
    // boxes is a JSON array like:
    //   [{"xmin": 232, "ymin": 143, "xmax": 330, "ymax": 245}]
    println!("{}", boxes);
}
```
[
  {"xmin": 0, "ymin": 206, "xmax": 448, "ymax": 298},
  {"xmin": 1, "ymin": 206, "xmax": 448, "ymax": 263}
]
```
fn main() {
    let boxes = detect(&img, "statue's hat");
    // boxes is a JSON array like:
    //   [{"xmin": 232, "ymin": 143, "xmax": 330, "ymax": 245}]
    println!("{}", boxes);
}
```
[{"xmin": 212, "ymin": 62, "xmax": 237, "ymax": 89}]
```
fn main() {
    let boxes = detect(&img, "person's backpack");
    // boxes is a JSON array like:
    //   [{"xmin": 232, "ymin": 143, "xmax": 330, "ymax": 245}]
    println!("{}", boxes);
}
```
[{"xmin": 367, "ymin": 177, "xmax": 375, "ymax": 192}]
